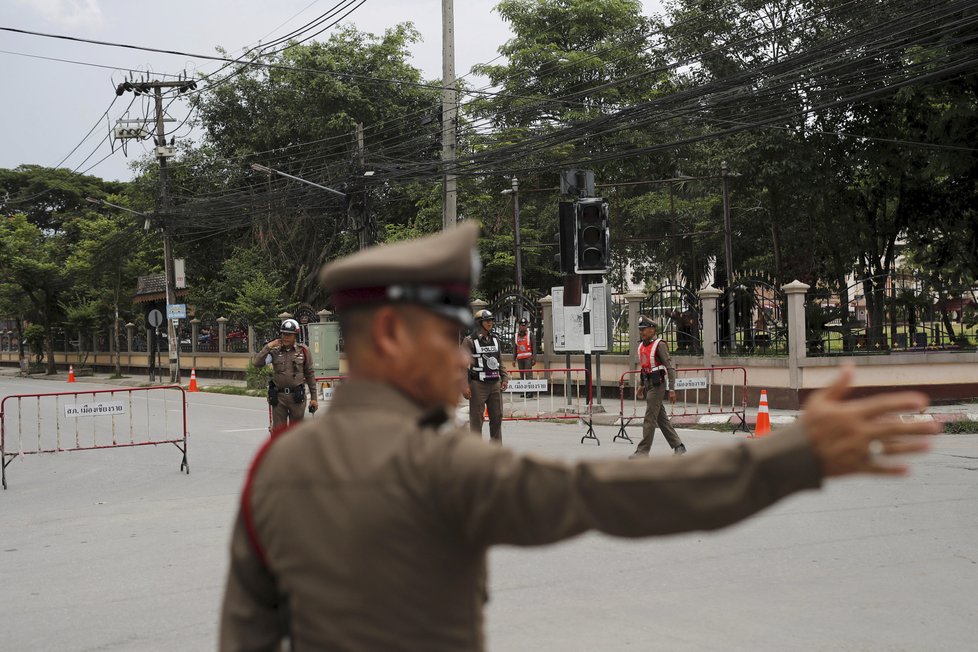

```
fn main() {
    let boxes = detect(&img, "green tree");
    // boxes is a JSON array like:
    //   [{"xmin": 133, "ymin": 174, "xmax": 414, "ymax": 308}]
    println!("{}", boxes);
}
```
[
  {"xmin": 63, "ymin": 201, "xmax": 158, "ymax": 375},
  {"xmin": 173, "ymin": 25, "xmax": 442, "ymax": 307},
  {"xmin": 0, "ymin": 214, "xmax": 70, "ymax": 374}
]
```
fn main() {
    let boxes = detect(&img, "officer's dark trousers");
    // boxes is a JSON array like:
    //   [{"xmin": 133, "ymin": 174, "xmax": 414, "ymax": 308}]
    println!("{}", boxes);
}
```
[
  {"xmin": 634, "ymin": 383, "xmax": 683, "ymax": 454},
  {"xmin": 271, "ymin": 395, "xmax": 306, "ymax": 431},
  {"xmin": 469, "ymin": 379, "xmax": 503, "ymax": 443},
  {"xmin": 516, "ymin": 358, "xmax": 533, "ymax": 379}
]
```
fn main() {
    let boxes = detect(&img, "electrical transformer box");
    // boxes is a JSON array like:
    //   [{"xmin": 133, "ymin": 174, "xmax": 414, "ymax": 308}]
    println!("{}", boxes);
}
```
[{"xmin": 306, "ymin": 322, "xmax": 341, "ymax": 375}]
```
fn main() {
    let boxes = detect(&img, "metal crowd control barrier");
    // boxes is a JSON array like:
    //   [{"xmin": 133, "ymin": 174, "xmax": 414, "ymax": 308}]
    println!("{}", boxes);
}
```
[
  {"xmin": 614, "ymin": 366, "xmax": 750, "ymax": 444},
  {"xmin": 263, "ymin": 371, "xmax": 600, "ymax": 444},
  {"xmin": 1, "ymin": 385, "xmax": 189, "ymax": 490},
  {"xmin": 500, "ymin": 367, "xmax": 598, "ymax": 444},
  {"xmin": 266, "ymin": 375, "xmax": 348, "ymax": 433}
]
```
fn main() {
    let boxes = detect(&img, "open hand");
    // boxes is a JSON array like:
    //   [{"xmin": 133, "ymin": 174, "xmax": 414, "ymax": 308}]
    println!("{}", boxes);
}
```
[{"xmin": 800, "ymin": 365, "xmax": 940, "ymax": 477}]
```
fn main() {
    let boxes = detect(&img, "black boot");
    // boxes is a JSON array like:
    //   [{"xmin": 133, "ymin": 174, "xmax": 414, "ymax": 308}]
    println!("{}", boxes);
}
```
[{"xmin": 673, "ymin": 444, "xmax": 687, "ymax": 455}]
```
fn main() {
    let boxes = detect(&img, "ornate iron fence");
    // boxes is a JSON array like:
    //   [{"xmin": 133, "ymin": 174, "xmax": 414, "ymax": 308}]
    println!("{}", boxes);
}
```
[
  {"xmin": 714, "ymin": 276, "xmax": 787, "ymax": 356},
  {"xmin": 806, "ymin": 274, "xmax": 977, "ymax": 355},
  {"xmin": 196, "ymin": 317, "xmax": 219, "ymax": 352},
  {"xmin": 486, "ymin": 287, "xmax": 543, "ymax": 358},
  {"xmin": 225, "ymin": 321, "xmax": 250, "ymax": 353},
  {"xmin": 638, "ymin": 284, "xmax": 703, "ymax": 355},
  {"xmin": 610, "ymin": 294, "xmax": 630, "ymax": 354}
]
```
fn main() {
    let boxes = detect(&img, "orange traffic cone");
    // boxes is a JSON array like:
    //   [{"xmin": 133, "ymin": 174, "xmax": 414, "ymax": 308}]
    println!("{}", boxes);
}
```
[
  {"xmin": 483, "ymin": 405, "xmax": 489, "ymax": 421},
  {"xmin": 188, "ymin": 368, "xmax": 199, "ymax": 392},
  {"xmin": 755, "ymin": 389, "xmax": 771, "ymax": 437},
  {"xmin": 67, "ymin": 365, "xmax": 76, "ymax": 383}
]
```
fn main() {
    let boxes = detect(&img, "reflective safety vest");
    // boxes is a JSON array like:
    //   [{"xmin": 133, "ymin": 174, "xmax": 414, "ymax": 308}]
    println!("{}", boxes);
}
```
[
  {"xmin": 471, "ymin": 336, "xmax": 502, "ymax": 381},
  {"xmin": 515, "ymin": 331, "xmax": 533, "ymax": 360},
  {"xmin": 638, "ymin": 338, "xmax": 669, "ymax": 388}
]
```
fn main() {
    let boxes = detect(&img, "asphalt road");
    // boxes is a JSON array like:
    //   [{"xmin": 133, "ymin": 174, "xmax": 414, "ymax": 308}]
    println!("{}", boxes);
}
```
[{"xmin": 2, "ymin": 375, "xmax": 975, "ymax": 651}]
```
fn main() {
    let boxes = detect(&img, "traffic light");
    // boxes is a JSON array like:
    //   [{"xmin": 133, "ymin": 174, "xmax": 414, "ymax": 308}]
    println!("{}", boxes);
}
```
[
  {"xmin": 574, "ymin": 198, "xmax": 610, "ymax": 274},
  {"xmin": 557, "ymin": 201, "xmax": 576, "ymax": 274}
]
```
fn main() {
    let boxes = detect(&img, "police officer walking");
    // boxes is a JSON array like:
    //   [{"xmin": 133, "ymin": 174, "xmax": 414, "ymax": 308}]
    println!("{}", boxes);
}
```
[
  {"xmin": 253, "ymin": 319, "xmax": 318, "ymax": 430},
  {"xmin": 630, "ymin": 315, "xmax": 687, "ymax": 457},
  {"xmin": 221, "ymin": 223, "xmax": 939, "ymax": 652},
  {"xmin": 462, "ymin": 309, "xmax": 509, "ymax": 443}
]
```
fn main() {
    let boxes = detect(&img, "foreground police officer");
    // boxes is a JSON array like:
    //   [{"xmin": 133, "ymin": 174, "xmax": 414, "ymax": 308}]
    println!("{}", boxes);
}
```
[
  {"xmin": 630, "ymin": 315, "xmax": 688, "ymax": 457},
  {"xmin": 220, "ymin": 221, "xmax": 939, "ymax": 651},
  {"xmin": 252, "ymin": 319, "xmax": 318, "ymax": 430},
  {"xmin": 462, "ymin": 309, "xmax": 509, "ymax": 442}
]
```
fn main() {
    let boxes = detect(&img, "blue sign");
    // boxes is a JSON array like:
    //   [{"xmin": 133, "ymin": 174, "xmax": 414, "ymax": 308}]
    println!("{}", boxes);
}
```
[{"xmin": 166, "ymin": 304, "xmax": 187, "ymax": 320}]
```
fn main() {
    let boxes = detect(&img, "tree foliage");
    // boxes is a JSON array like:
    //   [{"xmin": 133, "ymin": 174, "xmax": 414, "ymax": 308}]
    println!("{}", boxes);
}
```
[{"xmin": 2, "ymin": 0, "xmax": 976, "ymax": 338}]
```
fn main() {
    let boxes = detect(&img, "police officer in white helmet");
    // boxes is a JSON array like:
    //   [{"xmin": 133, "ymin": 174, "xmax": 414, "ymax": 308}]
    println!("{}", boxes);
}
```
[{"xmin": 253, "ymin": 319, "xmax": 318, "ymax": 431}]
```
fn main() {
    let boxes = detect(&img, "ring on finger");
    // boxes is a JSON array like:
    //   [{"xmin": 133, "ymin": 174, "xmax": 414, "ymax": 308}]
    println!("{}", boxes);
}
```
[{"xmin": 868, "ymin": 439, "xmax": 885, "ymax": 456}]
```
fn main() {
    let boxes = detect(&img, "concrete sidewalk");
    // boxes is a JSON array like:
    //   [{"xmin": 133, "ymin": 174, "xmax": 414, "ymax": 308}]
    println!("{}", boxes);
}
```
[{"xmin": 0, "ymin": 366, "xmax": 248, "ymax": 390}]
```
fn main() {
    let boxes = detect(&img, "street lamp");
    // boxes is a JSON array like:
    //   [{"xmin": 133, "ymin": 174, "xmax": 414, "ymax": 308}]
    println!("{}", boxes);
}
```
[
  {"xmin": 249, "ymin": 164, "xmax": 347, "ymax": 199},
  {"xmin": 500, "ymin": 177, "xmax": 523, "ymax": 290},
  {"xmin": 86, "ymin": 196, "xmax": 152, "ymax": 230}
]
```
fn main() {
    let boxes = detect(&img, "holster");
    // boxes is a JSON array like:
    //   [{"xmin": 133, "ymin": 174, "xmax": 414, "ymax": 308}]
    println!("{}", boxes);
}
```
[
  {"xmin": 267, "ymin": 381, "xmax": 279, "ymax": 407},
  {"xmin": 641, "ymin": 371, "xmax": 663, "ymax": 388},
  {"xmin": 293, "ymin": 385, "xmax": 306, "ymax": 404}
]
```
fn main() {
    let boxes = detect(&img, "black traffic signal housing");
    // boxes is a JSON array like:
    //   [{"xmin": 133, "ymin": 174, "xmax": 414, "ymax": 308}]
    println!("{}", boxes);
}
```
[
  {"xmin": 557, "ymin": 201, "xmax": 576, "ymax": 274},
  {"xmin": 574, "ymin": 198, "xmax": 610, "ymax": 274}
]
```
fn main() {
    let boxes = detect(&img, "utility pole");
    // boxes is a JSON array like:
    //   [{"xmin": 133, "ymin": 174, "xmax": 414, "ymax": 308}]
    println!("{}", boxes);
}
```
[
  {"xmin": 115, "ymin": 79, "xmax": 190, "ymax": 384},
  {"xmin": 153, "ymin": 85, "xmax": 181, "ymax": 383},
  {"xmin": 355, "ymin": 122, "xmax": 372, "ymax": 250},
  {"xmin": 441, "ymin": 0, "xmax": 457, "ymax": 230},
  {"xmin": 721, "ymin": 161, "xmax": 736, "ymax": 352},
  {"xmin": 501, "ymin": 177, "xmax": 523, "ymax": 289}
]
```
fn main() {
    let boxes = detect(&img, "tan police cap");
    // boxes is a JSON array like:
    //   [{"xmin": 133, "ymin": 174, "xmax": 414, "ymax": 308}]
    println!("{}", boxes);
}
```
[
  {"xmin": 319, "ymin": 221, "xmax": 480, "ymax": 326},
  {"xmin": 638, "ymin": 315, "xmax": 658, "ymax": 329}
]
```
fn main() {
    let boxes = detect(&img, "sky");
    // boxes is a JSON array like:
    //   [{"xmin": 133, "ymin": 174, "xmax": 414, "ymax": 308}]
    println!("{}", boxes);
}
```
[{"xmin": 0, "ymin": 0, "xmax": 665, "ymax": 183}]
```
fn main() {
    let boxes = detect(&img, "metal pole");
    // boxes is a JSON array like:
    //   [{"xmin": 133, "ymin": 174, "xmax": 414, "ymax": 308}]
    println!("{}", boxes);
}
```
[
  {"xmin": 155, "ymin": 87, "xmax": 180, "ymax": 383},
  {"xmin": 721, "ymin": 161, "xmax": 736, "ymax": 352},
  {"xmin": 441, "ymin": 0, "xmax": 457, "ymax": 230},
  {"xmin": 512, "ymin": 177, "xmax": 523, "ymax": 289}
]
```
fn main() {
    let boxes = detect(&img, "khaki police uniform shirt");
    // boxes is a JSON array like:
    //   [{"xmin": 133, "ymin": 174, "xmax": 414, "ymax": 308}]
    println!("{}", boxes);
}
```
[
  {"xmin": 220, "ymin": 381, "xmax": 822, "ymax": 651},
  {"xmin": 253, "ymin": 342, "xmax": 316, "ymax": 396}
]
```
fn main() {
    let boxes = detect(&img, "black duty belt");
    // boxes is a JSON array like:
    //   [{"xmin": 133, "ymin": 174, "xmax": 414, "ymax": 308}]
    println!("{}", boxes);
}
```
[{"xmin": 277, "ymin": 385, "xmax": 301, "ymax": 394}]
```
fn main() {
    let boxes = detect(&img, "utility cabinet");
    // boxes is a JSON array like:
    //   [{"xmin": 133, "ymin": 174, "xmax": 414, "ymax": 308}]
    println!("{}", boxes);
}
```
[{"xmin": 306, "ymin": 322, "xmax": 340, "ymax": 376}]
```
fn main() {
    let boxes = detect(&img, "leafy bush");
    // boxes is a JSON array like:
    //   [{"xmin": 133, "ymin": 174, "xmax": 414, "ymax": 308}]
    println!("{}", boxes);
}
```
[
  {"xmin": 245, "ymin": 361, "xmax": 272, "ymax": 390},
  {"xmin": 944, "ymin": 420, "xmax": 978, "ymax": 434},
  {"xmin": 24, "ymin": 324, "xmax": 45, "ymax": 363}
]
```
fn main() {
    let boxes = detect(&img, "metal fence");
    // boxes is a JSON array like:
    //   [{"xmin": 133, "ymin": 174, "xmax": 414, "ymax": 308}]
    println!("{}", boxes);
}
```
[
  {"xmin": 613, "ymin": 366, "xmax": 750, "ymax": 444},
  {"xmin": 610, "ymin": 294, "xmax": 630, "ymax": 354},
  {"xmin": 639, "ymin": 284, "xmax": 703, "ymax": 355},
  {"xmin": 486, "ymin": 288, "xmax": 543, "ymax": 358},
  {"xmin": 1, "ymin": 385, "xmax": 189, "ymax": 489},
  {"xmin": 716, "ymin": 277, "xmax": 787, "ymax": 356},
  {"xmin": 805, "ymin": 274, "xmax": 977, "ymax": 355}
]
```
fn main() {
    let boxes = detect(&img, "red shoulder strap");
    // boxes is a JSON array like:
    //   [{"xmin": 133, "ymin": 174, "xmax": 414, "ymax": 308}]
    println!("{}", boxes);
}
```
[{"xmin": 240, "ymin": 425, "xmax": 295, "ymax": 567}]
